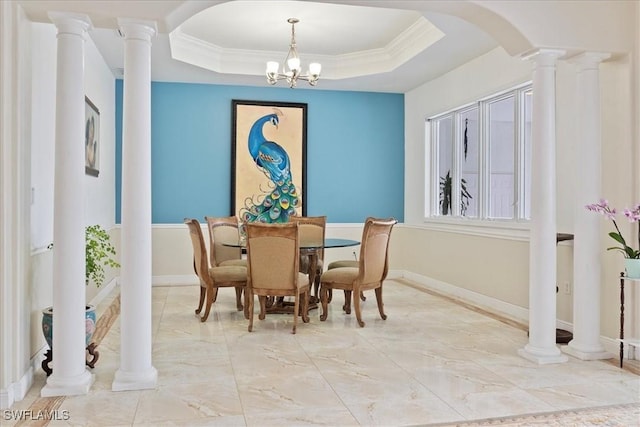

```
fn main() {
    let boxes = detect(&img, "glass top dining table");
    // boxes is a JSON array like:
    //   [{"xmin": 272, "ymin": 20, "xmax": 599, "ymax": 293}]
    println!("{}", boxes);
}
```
[
  {"xmin": 222, "ymin": 237, "xmax": 360, "ymax": 250},
  {"xmin": 222, "ymin": 237, "xmax": 360, "ymax": 311}
]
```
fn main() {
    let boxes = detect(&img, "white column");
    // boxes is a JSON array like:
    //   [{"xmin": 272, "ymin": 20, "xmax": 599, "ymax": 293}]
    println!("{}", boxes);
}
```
[
  {"xmin": 41, "ymin": 12, "xmax": 94, "ymax": 397},
  {"xmin": 518, "ymin": 49, "xmax": 568, "ymax": 364},
  {"xmin": 112, "ymin": 19, "xmax": 158, "ymax": 392},
  {"xmin": 564, "ymin": 52, "xmax": 612, "ymax": 360}
]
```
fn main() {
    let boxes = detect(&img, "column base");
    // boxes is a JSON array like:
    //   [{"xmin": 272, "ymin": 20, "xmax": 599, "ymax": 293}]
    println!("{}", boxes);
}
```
[
  {"xmin": 518, "ymin": 345, "xmax": 568, "ymax": 364},
  {"xmin": 563, "ymin": 341, "xmax": 612, "ymax": 360},
  {"xmin": 41, "ymin": 369, "xmax": 94, "ymax": 397},
  {"xmin": 112, "ymin": 366, "xmax": 157, "ymax": 391}
]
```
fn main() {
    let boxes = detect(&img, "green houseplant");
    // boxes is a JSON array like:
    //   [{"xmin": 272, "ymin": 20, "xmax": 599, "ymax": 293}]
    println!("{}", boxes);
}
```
[{"xmin": 85, "ymin": 224, "xmax": 120, "ymax": 287}]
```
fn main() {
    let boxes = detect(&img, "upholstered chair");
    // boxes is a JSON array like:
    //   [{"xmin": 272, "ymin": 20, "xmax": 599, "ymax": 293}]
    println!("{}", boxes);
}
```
[
  {"xmin": 245, "ymin": 222, "xmax": 310, "ymax": 334},
  {"xmin": 185, "ymin": 218, "xmax": 248, "ymax": 322},
  {"xmin": 205, "ymin": 216, "xmax": 247, "ymax": 267},
  {"xmin": 288, "ymin": 215, "xmax": 326, "ymax": 298},
  {"xmin": 319, "ymin": 217, "xmax": 396, "ymax": 327}
]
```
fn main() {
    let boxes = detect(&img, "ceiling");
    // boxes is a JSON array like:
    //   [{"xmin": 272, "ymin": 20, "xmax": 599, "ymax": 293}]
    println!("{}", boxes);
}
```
[{"xmin": 19, "ymin": 0, "xmax": 499, "ymax": 93}]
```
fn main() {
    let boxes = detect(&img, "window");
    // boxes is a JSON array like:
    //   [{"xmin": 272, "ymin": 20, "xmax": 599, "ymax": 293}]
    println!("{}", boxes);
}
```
[{"xmin": 429, "ymin": 84, "xmax": 532, "ymax": 221}]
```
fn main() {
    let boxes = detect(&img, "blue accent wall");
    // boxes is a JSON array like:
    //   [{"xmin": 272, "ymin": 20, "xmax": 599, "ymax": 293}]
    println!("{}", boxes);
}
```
[{"xmin": 115, "ymin": 81, "xmax": 404, "ymax": 223}]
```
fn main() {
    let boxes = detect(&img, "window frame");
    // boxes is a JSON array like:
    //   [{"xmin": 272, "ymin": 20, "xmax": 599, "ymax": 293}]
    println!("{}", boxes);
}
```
[{"xmin": 426, "ymin": 82, "xmax": 532, "ymax": 233}]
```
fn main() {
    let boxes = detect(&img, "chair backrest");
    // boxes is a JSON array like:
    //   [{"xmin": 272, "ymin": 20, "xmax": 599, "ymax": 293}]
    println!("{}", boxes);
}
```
[
  {"xmin": 205, "ymin": 216, "xmax": 242, "ymax": 266},
  {"xmin": 357, "ymin": 217, "xmax": 397, "ymax": 285},
  {"xmin": 184, "ymin": 218, "xmax": 211, "ymax": 288},
  {"xmin": 288, "ymin": 215, "xmax": 326, "ymax": 259},
  {"xmin": 245, "ymin": 222, "xmax": 300, "ymax": 292}
]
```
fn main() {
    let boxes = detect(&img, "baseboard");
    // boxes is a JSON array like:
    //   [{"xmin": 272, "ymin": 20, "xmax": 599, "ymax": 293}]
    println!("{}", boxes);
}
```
[
  {"xmin": 393, "ymin": 270, "xmax": 631, "ymax": 360},
  {"xmin": 400, "ymin": 270, "xmax": 529, "ymax": 324},
  {"xmin": 0, "ymin": 364, "xmax": 33, "ymax": 409},
  {"xmin": 89, "ymin": 277, "xmax": 118, "ymax": 307},
  {"xmin": 152, "ymin": 275, "xmax": 198, "ymax": 286}
]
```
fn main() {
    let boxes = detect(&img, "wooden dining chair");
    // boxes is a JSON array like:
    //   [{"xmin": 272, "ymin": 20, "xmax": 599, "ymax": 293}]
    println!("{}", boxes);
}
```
[
  {"xmin": 245, "ymin": 222, "xmax": 310, "ymax": 334},
  {"xmin": 184, "ymin": 218, "xmax": 249, "ymax": 322},
  {"xmin": 319, "ymin": 217, "xmax": 397, "ymax": 327},
  {"xmin": 288, "ymin": 215, "xmax": 326, "ymax": 298},
  {"xmin": 204, "ymin": 216, "xmax": 247, "ymax": 267}
]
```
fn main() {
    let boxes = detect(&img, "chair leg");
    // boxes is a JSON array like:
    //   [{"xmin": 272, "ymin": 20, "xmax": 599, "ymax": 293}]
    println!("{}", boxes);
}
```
[
  {"xmin": 235, "ymin": 287, "xmax": 243, "ymax": 311},
  {"xmin": 375, "ymin": 287, "xmax": 387, "ymax": 320},
  {"xmin": 258, "ymin": 296, "xmax": 267, "ymax": 320},
  {"xmin": 243, "ymin": 288, "xmax": 250, "ymax": 320},
  {"xmin": 353, "ymin": 287, "xmax": 365, "ymax": 327},
  {"xmin": 314, "ymin": 268, "xmax": 322, "ymax": 299},
  {"xmin": 360, "ymin": 291, "xmax": 366, "ymax": 301},
  {"xmin": 195, "ymin": 285, "xmax": 206, "ymax": 315},
  {"xmin": 320, "ymin": 285, "xmax": 329, "ymax": 321},
  {"xmin": 248, "ymin": 291, "xmax": 254, "ymax": 332},
  {"xmin": 302, "ymin": 289, "xmax": 310, "ymax": 323},
  {"xmin": 211, "ymin": 287, "xmax": 219, "ymax": 303},
  {"xmin": 201, "ymin": 284, "xmax": 215, "ymax": 322},
  {"xmin": 343, "ymin": 290, "xmax": 352, "ymax": 314},
  {"xmin": 292, "ymin": 294, "xmax": 299, "ymax": 334}
]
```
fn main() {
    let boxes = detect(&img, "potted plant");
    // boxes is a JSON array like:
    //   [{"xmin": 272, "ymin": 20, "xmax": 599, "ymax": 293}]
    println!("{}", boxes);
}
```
[
  {"xmin": 586, "ymin": 199, "xmax": 640, "ymax": 278},
  {"xmin": 439, "ymin": 170, "xmax": 472, "ymax": 216},
  {"xmin": 41, "ymin": 225, "xmax": 120, "ymax": 375}
]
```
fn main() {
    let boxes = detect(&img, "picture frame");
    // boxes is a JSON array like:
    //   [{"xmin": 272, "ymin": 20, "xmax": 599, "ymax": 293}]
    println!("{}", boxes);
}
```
[
  {"xmin": 85, "ymin": 96, "xmax": 100, "ymax": 177},
  {"xmin": 231, "ymin": 99, "xmax": 307, "ymax": 222}
]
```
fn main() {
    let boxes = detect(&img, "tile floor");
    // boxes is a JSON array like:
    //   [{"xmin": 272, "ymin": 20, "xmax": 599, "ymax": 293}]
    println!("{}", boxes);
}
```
[{"xmin": 9, "ymin": 279, "xmax": 640, "ymax": 426}]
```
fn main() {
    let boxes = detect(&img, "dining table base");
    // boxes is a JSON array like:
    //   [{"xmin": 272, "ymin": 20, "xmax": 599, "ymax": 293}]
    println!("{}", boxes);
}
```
[{"xmin": 266, "ymin": 295, "xmax": 319, "ymax": 314}]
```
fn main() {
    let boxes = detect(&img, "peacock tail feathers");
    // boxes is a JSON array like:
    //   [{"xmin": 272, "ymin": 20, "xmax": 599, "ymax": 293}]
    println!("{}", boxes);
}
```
[{"xmin": 240, "ymin": 179, "xmax": 299, "ymax": 223}]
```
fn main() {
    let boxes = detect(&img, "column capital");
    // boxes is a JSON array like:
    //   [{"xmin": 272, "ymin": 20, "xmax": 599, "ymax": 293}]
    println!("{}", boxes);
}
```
[
  {"xmin": 47, "ymin": 12, "xmax": 92, "ymax": 34},
  {"xmin": 570, "ymin": 52, "xmax": 612, "ymax": 70},
  {"xmin": 521, "ymin": 48, "xmax": 566, "ymax": 67},
  {"xmin": 117, "ymin": 18, "xmax": 157, "ymax": 42}
]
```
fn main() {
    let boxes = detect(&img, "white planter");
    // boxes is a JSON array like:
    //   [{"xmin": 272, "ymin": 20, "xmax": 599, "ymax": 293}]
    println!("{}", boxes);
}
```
[{"xmin": 624, "ymin": 258, "xmax": 640, "ymax": 279}]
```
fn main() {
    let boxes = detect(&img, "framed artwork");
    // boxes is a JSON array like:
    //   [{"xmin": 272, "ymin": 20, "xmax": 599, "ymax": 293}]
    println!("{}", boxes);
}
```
[
  {"xmin": 231, "ymin": 99, "xmax": 307, "ymax": 223},
  {"xmin": 85, "ymin": 96, "xmax": 99, "ymax": 177}
]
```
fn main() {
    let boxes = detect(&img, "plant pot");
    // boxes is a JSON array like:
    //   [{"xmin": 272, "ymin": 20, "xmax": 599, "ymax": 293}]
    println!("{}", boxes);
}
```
[
  {"xmin": 624, "ymin": 258, "xmax": 640, "ymax": 279},
  {"xmin": 41, "ymin": 305, "xmax": 97, "ymax": 350},
  {"xmin": 41, "ymin": 305, "xmax": 98, "ymax": 376}
]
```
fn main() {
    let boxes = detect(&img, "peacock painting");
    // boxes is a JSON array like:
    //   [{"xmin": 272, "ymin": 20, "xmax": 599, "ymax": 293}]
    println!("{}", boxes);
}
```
[{"xmin": 233, "ymin": 101, "xmax": 306, "ymax": 224}]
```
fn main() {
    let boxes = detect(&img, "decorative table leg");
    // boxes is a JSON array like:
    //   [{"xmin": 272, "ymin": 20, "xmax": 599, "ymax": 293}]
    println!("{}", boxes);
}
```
[
  {"xmin": 86, "ymin": 342, "xmax": 99, "ymax": 368},
  {"xmin": 42, "ymin": 349, "xmax": 53, "ymax": 377},
  {"xmin": 619, "ymin": 272, "xmax": 625, "ymax": 368}
]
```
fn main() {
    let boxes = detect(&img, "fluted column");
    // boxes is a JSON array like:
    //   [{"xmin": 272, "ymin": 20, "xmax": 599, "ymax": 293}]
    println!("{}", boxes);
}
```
[
  {"xmin": 41, "ymin": 12, "xmax": 94, "ymax": 397},
  {"xmin": 564, "ymin": 52, "xmax": 612, "ymax": 360},
  {"xmin": 112, "ymin": 19, "xmax": 158, "ymax": 392},
  {"xmin": 518, "ymin": 49, "xmax": 568, "ymax": 364}
]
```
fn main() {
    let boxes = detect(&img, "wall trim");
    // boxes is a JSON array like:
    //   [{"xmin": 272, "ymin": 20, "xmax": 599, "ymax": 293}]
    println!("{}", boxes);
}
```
[
  {"xmin": 152, "ymin": 275, "xmax": 198, "ymax": 286},
  {"xmin": 405, "ymin": 221, "xmax": 530, "ymax": 242}
]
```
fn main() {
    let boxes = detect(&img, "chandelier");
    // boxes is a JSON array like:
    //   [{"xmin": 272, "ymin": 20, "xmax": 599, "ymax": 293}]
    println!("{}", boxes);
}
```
[{"xmin": 266, "ymin": 18, "xmax": 321, "ymax": 88}]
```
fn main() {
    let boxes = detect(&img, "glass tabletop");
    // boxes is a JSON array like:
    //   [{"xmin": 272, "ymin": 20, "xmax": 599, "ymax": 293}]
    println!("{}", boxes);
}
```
[{"xmin": 222, "ymin": 238, "xmax": 359, "ymax": 249}]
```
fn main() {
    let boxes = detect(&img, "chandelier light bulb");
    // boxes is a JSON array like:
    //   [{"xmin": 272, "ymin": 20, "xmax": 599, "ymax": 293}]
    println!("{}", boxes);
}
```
[{"xmin": 265, "ymin": 18, "xmax": 321, "ymax": 88}]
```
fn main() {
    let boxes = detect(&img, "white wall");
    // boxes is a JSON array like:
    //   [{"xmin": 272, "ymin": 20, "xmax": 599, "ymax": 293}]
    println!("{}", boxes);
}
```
[{"xmin": 403, "ymin": 43, "xmax": 637, "ymax": 341}]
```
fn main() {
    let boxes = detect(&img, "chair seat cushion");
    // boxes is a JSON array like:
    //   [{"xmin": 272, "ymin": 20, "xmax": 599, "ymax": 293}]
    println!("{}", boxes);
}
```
[
  {"xmin": 320, "ymin": 267, "xmax": 358, "ymax": 286},
  {"xmin": 209, "ymin": 265, "xmax": 247, "ymax": 282},
  {"xmin": 327, "ymin": 260, "xmax": 358, "ymax": 270},
  {"xmin": 219, "ymin": 259, "xmax": 247, "ymax": 267}
]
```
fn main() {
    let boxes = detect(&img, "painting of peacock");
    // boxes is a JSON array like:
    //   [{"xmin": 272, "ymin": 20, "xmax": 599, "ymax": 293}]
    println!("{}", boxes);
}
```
[{"xmin": 240, "ymin": 109, "xmax": 300, "ymax": 223}]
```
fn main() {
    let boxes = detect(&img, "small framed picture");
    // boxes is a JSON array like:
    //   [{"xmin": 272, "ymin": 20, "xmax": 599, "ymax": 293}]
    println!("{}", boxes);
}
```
[{"xmin": 85, "ymin": 96, "xmax": 99, "ymax": 177}]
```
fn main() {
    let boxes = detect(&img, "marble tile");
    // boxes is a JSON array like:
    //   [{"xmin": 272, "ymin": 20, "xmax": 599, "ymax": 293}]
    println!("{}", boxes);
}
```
[
  {"xmin": 133, "ymin": 381, "xmax": 243, "ymax": 424},
  {"xmin": 17, "ymin": 279, "xmax": 640, "ymax": 427},
  {"xmin": 50, "ymin": 390, "xmax": 141, "ymax": 426}
]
